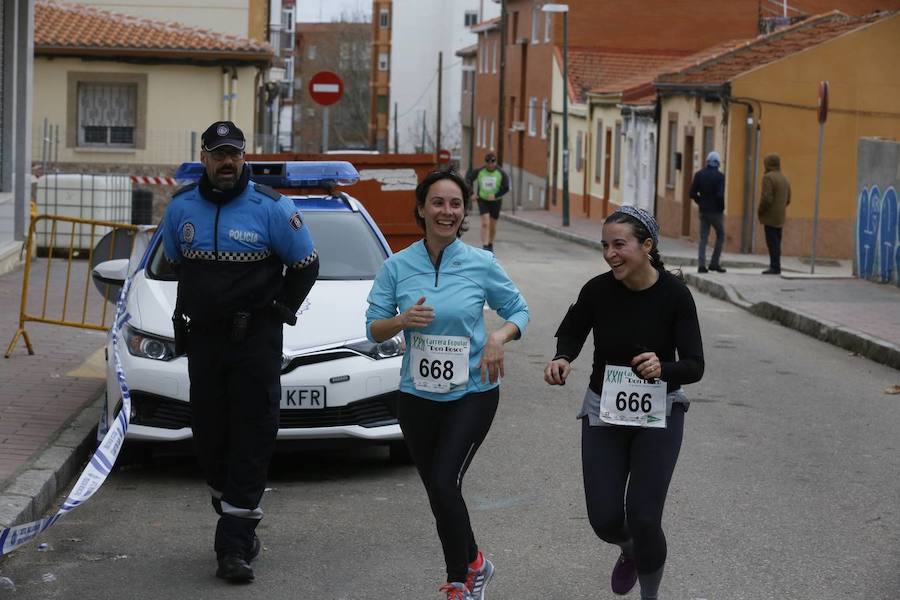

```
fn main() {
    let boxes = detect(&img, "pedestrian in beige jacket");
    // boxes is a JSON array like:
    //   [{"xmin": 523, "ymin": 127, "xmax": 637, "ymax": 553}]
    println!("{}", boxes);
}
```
[{"xmin": 757, "ymin": 154, "xmax": 791, "ymax": 274}]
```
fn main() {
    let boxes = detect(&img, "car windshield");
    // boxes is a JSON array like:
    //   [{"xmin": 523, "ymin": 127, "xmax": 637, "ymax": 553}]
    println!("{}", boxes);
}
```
[{"xmin": 147, "ymin": 210, "xmax": 387, "ymax": 281}]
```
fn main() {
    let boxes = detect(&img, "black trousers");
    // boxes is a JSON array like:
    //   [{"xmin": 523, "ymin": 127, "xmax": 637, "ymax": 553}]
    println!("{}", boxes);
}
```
[
  {"xmin": 186, "ymin": 315, "xmax": 282, "ymax": 559},
  {"xmin": 698, "ymin": 212, "xmax": 725, "ymax": 268},
  {"xmin": 397, "ymin": 388, "xmax": 499, "ymax": 583},
  {"xmin": 581, "ymin": 404, "xmax": 685, "ymax": 575},
  {"xmin": 764, "ymin": 225, "xmax": 783, "ymax": 271}
]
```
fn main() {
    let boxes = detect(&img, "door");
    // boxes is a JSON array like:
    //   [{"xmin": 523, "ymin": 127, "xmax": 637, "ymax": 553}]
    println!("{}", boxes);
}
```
[
  {"xmin": 681, "ymin": 135, "xmax": 694, "ymax": 236},
  {"xmin": 603, "ymin": 129, "xmax": 612, "ymax": 217}
]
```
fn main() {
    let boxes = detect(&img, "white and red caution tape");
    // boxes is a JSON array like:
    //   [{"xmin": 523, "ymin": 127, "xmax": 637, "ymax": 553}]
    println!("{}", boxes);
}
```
[
  {"xmin": 0, "ymin": 279, "xmax": 134, "ymax": 556},
  {"xmin": 130, "ymin": 175, "xmax": 178, "ymax": 186}
]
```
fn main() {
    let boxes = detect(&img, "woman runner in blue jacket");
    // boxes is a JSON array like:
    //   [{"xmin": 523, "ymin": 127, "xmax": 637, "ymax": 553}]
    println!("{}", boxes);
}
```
[{"xmin": 366, "ymin": 169, "xmax": 529, "ymax": 600}]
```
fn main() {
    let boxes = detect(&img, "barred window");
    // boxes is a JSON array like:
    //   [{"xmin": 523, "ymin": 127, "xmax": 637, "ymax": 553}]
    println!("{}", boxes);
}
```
[{"xmin": 77, "ymin": 83, "xmax": 137, "ymax": 148}]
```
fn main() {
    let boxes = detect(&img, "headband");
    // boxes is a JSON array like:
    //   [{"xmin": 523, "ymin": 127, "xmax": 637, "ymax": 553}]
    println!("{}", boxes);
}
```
[{"xmin": 610, "ymin": 205, "xmax": 659, "ymax": 247}]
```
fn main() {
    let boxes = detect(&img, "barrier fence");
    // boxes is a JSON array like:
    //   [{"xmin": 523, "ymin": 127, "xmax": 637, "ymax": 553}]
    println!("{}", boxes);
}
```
[{"xmin": 5, "ymin": 214, "xmax": 148, "ymax": 358}]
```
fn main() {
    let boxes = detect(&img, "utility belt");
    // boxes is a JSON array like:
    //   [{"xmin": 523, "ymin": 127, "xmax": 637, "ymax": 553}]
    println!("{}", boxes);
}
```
[{"xmin": 173, "ymin": 307, "xmax": 283, "ymax": 353}]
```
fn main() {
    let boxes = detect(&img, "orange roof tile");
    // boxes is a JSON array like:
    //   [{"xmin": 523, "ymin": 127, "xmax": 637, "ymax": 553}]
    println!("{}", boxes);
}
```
[
  {"xmin": 655, "ymin": 11, "xmax": 894, "ymax": 88},
  {"xmin": 35, "ymin": 1, "xmax": 272, "ymax": 62},
  {"xmin": 590, "ymin": 40, "xmax": 749, "ymax": 102},
  {"xmin": 565, "ymin": 47, "xmax": 687, "ymax": 103}
]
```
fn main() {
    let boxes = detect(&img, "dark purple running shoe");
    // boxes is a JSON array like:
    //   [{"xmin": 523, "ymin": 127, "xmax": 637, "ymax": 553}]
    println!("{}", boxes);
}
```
[{"xmin": 610, "ymin": 553, "xmax": 637, "ymax": 595}]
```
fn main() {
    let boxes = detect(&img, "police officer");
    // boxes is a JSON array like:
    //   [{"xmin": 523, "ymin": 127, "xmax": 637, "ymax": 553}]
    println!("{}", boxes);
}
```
[{"xmin": 160, "ymin": 121, "xmax": 318, "ymax": 583}]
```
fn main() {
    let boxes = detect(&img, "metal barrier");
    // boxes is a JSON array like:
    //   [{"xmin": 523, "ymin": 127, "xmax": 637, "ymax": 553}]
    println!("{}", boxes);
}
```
[{"xmin": 5, "ymin": 214, "xmax": 148, "ymax": 358}]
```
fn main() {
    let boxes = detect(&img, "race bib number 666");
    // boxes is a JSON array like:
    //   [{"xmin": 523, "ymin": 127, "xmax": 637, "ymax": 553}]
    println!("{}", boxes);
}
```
[
  {"xmin": 598, "ymin": 364, "xmax": 667, "ymax": 428},
  {"xmin": 409, "ymin": 333, "xmax": 470, "ymax": 393}
]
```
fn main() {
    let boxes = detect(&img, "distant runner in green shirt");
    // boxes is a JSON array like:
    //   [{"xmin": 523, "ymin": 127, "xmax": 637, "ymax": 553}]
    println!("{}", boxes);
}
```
[{"xmin": 465, "ymin": 153, "xmax": 510, "ymax": 253}]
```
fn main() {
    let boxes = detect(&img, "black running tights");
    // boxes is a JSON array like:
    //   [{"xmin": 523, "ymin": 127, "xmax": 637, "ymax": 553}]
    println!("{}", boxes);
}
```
[
  {"xmin": 397, "ymin": 388, "xmax": 499, "ymax": 583},
  {"xmin": 581, "ymin": 404, "xmax": 685, "ymax": 574}
]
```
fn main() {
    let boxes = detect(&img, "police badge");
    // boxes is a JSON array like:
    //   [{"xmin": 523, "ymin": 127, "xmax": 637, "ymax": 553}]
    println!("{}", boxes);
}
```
[{"xmin": 182, "ymin": 222, "xmax": 195, "ymax": 244}]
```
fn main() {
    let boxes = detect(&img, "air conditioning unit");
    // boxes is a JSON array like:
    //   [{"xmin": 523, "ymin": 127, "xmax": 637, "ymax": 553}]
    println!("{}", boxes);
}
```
[{"xmin": 510, "ymin": 121, "xmax": 526, "ymax": 132}]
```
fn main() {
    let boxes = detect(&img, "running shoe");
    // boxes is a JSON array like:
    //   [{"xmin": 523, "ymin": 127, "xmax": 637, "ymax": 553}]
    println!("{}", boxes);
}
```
[
  {"xmin": 466, "ymin": 551, "xmax": 494, "ymax": 599},
  {"xmin": 610, "ymin": 553, "xmax": 637, "ymax": 595},
  {"xmin": 439, "ymin": 582, "xmax": 472, "ymax": 599}
]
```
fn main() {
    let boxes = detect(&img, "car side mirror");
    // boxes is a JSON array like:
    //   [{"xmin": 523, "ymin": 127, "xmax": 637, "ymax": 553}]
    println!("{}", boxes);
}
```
[{"xmin": 92, "ymin": 259, "xmax": 129, "ymax": 303}]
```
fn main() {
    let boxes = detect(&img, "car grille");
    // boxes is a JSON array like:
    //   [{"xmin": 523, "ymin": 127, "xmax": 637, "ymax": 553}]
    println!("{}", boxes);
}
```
[{"xmin": 129, "ymin": 390, "xmax": 398, "ymax": 430}]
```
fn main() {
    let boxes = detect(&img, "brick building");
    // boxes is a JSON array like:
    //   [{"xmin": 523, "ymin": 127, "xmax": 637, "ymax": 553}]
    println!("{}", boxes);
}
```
[
  {"xmin": 470, "ymin": 0, "xmax": 900, "ymax": 212},
  {"xmin": 294, "ymin": 22, "xmax": 371, "ymax": 153}
]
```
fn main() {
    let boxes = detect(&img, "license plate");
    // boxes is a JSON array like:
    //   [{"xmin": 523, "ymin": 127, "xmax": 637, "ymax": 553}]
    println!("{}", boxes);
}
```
[{"xmin": 281, "ymin": 386, "xmax": 326, "ymax": 409}]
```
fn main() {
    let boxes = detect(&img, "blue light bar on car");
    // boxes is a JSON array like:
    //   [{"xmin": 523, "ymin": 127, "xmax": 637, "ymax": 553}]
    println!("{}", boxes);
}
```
[{"xmin": 173, "ymin": 161, "xmax": 360, "ymax": 189}]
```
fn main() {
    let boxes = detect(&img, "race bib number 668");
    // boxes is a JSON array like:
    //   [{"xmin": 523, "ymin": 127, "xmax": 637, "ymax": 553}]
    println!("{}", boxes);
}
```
[{"xmin": 409, "ymin": 333, "xmax": 470, "ymax": 393}]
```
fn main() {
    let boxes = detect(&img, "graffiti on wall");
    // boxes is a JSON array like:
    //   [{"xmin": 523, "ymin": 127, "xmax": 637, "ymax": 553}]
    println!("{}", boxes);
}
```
[{"xmin": 857, "ymin": 185, "xmax": 899, "ymax": 286}]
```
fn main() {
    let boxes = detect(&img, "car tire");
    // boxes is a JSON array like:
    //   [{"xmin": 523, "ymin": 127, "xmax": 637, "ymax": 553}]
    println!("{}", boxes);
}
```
[{"xmin": 388, "ymin": 441, "xmax": 413, "ymax": 465}]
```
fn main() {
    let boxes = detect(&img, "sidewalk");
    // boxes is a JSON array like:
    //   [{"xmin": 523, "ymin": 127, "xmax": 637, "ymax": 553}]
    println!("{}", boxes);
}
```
[
  {"xmin": 0, "ymin": 259, "xmax": 107, "ymax": 539},
  {"xmin": 502, "ymin": 209, "xmax": 900, "ymax": 371}
]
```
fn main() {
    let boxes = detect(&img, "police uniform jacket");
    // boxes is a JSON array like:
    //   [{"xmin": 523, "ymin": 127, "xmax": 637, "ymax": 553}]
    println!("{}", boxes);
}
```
[{"xmin": 161, "ymin": 168, "xmax": 317, "ymax": 324}]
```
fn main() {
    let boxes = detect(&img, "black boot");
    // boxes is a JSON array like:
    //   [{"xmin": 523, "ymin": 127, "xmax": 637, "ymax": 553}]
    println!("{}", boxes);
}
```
[{"xmin": 216, "ymin": 553, "xmax": 254, "ymax": 582}]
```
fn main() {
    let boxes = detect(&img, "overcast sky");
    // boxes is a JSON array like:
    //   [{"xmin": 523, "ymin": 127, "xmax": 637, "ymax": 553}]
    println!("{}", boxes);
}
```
[{"xmin": 297, "ymin": 0, "xmax": 372, "ymax": 22}]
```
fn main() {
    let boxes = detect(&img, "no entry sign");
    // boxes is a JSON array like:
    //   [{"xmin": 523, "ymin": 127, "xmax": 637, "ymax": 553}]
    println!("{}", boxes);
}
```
[{"xmin": 308, "ymin": 71, "xmax": 344, "ymax": 106}]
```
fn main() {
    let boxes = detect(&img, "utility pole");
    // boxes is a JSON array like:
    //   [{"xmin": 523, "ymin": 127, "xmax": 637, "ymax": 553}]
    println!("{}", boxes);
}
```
[
  {"xmin": 393, "ymin": 102, "xmax": 398, "ymax": 154},
  {"xmin": 436, "ymin": 52, "xmax": 443, "ymax": 156},
  {"xmin": 497, "ymin": 0, "xmax": 507, "ymax": 166}
]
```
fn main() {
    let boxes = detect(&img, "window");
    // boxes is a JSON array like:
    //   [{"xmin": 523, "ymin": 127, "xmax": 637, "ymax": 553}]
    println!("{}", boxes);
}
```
[
  {"xmin": 464, "ymin": 10, "xmax": 478, "ymax": 27},
  {"xmin": 575, "ymin": 131, "xmax": 583, "ymax": 172},
  {"xmin": 594, "ymin": 120, "xmax": 603, "ymax": 182},
  {"xmin": 531, "ymin": 6, "xmax": 540, "ymax": 43},
  {"xmin": 511, "ymin": 11, "xmax": 519, "ymax": 40},
  {"xmin": 666, "ymin": 119, "xmax": 678, "ymax": 187},
  {"xmin": 545, "ymin": 12, "xmax": 552, "ymax": 42},
  {"xmin": 540, "ymin": 98, "xmax": 548, "ymax": 139},
  {"xmin": 283, "ymin": 57, "xmax": 294, "ymax": 83},
  {"xmin": 492, "ymin": 41, "xmax": 497, "ymax": 74},
  {"xmin": 307, "ymin": 45, "xmax": 317, "ymax": 60},
  {"xmin": 613, "ymin": 122, "xmax": 622, "ymax": 188},
  {"xmin": 477, "ymin": 117, "xmax": 483, "ymax": 147},
  {"xmin": 462, "ymin": 68, "xmax": 473, "ymax": 93},
  {"xmin": 379, "ymin": 8, "xmax": 390, "ymax": 28},
  {"xmin": 479, "ymin": 40, "xmax": 487, "ymax": 73},
  {"xmin": 528, "ymin": 183, "xmax": 534, "ymax": 204},
  {"xmin": 378, "ymin": 52, "xmax": 389, "ymax": 71},
  {"xmin": 490, "ymin": 120, "xmax": 495, "ymax": 150},
  {"xmin": 376, "ymin": 94, "xmax": 388, "ymax": 114},
  {"xmin": 703, "ymin": 125, "xmax": 715, "ymax": 164},
  {"xmin": 283, "ymin": 6, "xmax": 295, "ymax": 32},
  {"xmin": 77, "ymin": 83, "xmax": 137, "ymax": 148},
  {"xmin": 527, "ymin": 97, "xmax": 537, "ymax": 136}
]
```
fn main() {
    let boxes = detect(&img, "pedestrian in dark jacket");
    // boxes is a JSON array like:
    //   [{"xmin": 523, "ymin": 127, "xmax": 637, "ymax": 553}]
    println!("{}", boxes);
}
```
[
  {"xmin": 757, "ymin": 154, "xmax": 791, "ymax": 274},
  {"xmin": 689, "ymin": 151, "xmax": 726, "ymax": 273}
]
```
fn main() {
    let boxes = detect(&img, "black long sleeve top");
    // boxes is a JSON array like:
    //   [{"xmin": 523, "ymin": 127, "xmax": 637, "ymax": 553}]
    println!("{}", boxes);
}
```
[{"xmin": 554, "ymin": 270, "xmax": 704, "ymax": 396}]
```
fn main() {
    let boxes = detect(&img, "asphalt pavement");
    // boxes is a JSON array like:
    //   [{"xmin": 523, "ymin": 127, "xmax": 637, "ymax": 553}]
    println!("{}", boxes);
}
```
[{"xmin": 0, "ymin": 208, "xmax": 898, "ymax": 571}]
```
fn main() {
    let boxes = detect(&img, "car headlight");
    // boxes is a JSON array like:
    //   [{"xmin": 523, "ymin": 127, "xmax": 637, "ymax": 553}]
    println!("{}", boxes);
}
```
[
  {"xmin": 123, "ymin": 326, "xmax": 178, "ymax": 361},
  {"xmin": 345, "ymin": 335, "xmax": 405, "ymax": 359}
]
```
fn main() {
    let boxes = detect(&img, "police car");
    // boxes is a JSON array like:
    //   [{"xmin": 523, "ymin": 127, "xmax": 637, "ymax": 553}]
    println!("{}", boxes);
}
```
[{"xmin": 93, "ymin": 161, "xmax": 408, "ymax": 461}]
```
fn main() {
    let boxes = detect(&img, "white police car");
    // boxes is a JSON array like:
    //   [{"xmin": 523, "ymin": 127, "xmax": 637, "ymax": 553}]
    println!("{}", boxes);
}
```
[{"xmin": 93, "ymin": 161, "xmax": 408, "ymax": 461}]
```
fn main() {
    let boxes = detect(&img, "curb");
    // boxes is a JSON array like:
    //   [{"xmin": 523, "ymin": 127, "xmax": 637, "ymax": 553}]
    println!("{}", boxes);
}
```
[
  {"xmin": 0, "ymin": 392, "xmax": 103, "ymax": 530},
  {"xmin": 501, "ymin": 213, "xmax": 770, "ymax": 269},
  {"xmin": 503, "ymin": 213, "xmax": 900, "ymax": 371}
]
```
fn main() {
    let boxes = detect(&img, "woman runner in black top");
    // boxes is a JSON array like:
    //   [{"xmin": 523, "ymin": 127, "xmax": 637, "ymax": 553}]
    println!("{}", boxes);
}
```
[{"xmin": 544, "ymin": 206, "xmax": 703, "ymax": 600}]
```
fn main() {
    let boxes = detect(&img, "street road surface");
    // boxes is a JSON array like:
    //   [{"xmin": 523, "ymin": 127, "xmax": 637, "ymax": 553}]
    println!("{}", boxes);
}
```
[{"xmin": 2, "ymin": 221, "xmax": 897, "ymax": 599}]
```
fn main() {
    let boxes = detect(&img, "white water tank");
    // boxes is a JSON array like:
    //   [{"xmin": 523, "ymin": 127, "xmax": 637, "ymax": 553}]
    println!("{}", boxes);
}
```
[{"xmin": 34, "ymin": 174, "xmax": 132, "ymax": 252}]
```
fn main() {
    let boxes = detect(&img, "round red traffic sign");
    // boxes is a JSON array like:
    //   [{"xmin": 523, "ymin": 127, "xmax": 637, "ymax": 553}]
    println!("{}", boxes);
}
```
[{"xmin": 308, "ymin": 71, "xmax": 344, "ymax": 106}]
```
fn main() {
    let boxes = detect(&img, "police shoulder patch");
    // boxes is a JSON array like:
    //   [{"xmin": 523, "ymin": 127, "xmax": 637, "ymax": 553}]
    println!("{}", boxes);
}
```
[
  {"xmin": 253, "ymin": 183, "xmax": 282, "ymax": 201},
  {"xmin": 288, "ymin": 211, "xmax": 303, "ymax": 231},
  {"xmin": 172, "ymin": 182, "xmax": 198, "ymax": 198}
]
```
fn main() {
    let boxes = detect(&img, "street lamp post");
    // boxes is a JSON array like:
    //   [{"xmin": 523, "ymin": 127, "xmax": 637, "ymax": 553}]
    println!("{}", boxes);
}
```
[{"xmin": 543, "ymin": 3, "xmax": 569, "ymax": 227}]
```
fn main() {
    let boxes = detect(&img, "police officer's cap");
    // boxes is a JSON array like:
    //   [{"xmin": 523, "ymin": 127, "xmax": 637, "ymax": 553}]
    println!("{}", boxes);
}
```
[{"xmin": 201, "ymin": 121, "xmax": 246, "ymax": 151}]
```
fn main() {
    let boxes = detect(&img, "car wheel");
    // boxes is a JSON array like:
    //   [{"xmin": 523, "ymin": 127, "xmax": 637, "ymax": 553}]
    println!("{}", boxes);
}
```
[{"xmin": 388, "ymin": 441, "xmax": 413, "ymax": 465}]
